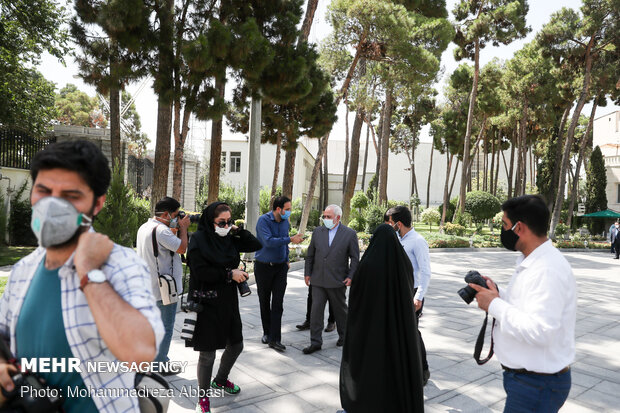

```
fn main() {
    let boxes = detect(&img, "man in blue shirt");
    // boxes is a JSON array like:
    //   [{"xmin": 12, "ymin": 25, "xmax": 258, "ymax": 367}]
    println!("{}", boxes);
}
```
[
  {"xmin": 254, "ymin": 196, "xmax": 304, "ymax": 351},
  {"xmin": 386, "ymin": 205, "xmax": 432, "ymax": 386}
]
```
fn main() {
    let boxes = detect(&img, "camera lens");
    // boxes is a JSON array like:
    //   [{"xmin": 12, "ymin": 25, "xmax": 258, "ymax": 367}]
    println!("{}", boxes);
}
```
[
  {"xmin": 238, "ymin": 281, "xmax": 251, "ymax": 297},
  {"xmin": 457, "ymin": 285, "xmax": 477, "ymax": 304}
]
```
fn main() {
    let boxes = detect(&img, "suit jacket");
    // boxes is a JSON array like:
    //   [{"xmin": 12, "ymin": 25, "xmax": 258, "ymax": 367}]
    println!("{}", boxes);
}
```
[{"xmin": 305, "ymin": 224, "xmax": 360, "ymax": 288}]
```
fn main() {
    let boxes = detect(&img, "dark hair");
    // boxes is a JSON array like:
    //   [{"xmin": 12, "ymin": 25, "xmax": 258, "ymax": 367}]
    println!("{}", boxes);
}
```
[
  {"xmin": 213, "ymin": 203, "xmax": 232, "ymax": 219},
  {"xmin": 30, "ymin": 140, "xmax": 111, "ymax": 197},
  {"xmin": 383, "ymin": 210, "xmax": 390, "ymax": 223},
  {"xmin": 273, "ymin": 196, "xmax": 291, "ymax": 211},
  {"xmin": 501, "ymin": 195, "xmax": 549, "ymax": 237},
  {"xmin": 386, "ymin": 205, "xmax": 412, "ymax": 227},
  {"xmin": 155, "ymin": 197, "xmax": 181, "ymax": 214}
]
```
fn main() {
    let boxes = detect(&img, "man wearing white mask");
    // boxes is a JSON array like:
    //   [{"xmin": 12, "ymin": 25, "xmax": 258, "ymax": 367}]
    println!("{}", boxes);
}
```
[
  {"xmin": 302, "ymin": 205, "xmax": 359, "ymax": 354},
  {"xmin": 0, "ymin": 140, "xmax": 163, "ymax": 413},
  {"xmin": 137, "ymin": 196, "xmax": 190, "ymax": 367}
]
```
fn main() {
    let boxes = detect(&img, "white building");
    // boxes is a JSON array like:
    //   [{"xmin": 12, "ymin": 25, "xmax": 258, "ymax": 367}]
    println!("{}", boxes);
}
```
[{"xmin": 593, "ymin": 110, "xmax": 620, "ymax": 211}]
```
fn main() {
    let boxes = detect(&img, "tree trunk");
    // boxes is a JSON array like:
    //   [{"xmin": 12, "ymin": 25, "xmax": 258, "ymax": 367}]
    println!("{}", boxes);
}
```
[
  {"xmin": 378, "ymin": 87, "xmax": 392, "ymax": 205},
  {"xmin": 207, "ymin": 78, "xmax": 226, "ymax": 204},
  {"xmin": 449, "ymin": 158, "xmax": 460, "ymax": 200},
  {"xmin": 299, "ymin": 0, "xmax": 319, "ymax": 42},
  {"xmin": 566, "ymin": 93, "xmax": 599, "ymax": 229},
  {"xmin": 482, "ymin": 134, "xmax": 488, "ymax": 192},
  {"xmin": 270, "ymin": 132, "xmax": 283, "ymax": 209},
  {"xmin": 365, "ymin": 115, "xmax": 379, "ymax": 155},
  {"xmin": 342, "ymin": 105, "xmax": 365, "ymax": 224},
  {"xmin": 172, "ymin": 104, "xmax": 192, "ymax": 202},
  {"xmin": 319, "ymin": 158, "xmax": 324, "ymax": 212},
  {"xmin": 440, "ymin": 153, "xmax": 453, "ymax": 229},
  {"xmin": 361, "ymin": 121, "xmax": 370, "ymax": 191},
  {"xmin": 548, "ymin": 106, "xmax": 571, "ymax": 211},
  {"xmin": 426, "ymin": 143, "xmax": 434, "ymax": 208},
  {"xmin": 282, "ymin": 143, "xmax": 297, "ymax": 199},
  {"xmin": 299, "ymin": 134, "xmax": 329, "ymax": 234},
  {"xmin": 323, "ymin": 148, "xmax": 328, "ymax": 209},
  {"xmin": 342, "ymin": 103, "xmax": 350, "ymax": 197},
  {"xmin": 494, "ymin": 143, "xmax": 500, "ymax": 196},
  {"xmin": 489, "ymin": 132, "xmax": 495, "ymax": 193},
  {"xmin": 507, "ymin": 135, "xmax": 515, "ymax": 198},
  {"xmin": 109, "ymin": 84, "xmax": 121, "ymax": 170},
  {"xmin": 458, "ymin": 38, "xmax": 480, "ymax": 213},
  {"xmin": 550, "ymin": 37, "xmax": 596, "ymax": 238}
]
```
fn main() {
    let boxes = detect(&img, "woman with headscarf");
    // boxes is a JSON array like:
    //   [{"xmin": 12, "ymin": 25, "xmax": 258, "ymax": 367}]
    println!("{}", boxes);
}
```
[
  {"xmin": 187, "ymin": 202, "xmax": 262, "ymax": 413},
  {"xmin": 340, "ymin": 224, "xmax": 424, "ymax": 413}
]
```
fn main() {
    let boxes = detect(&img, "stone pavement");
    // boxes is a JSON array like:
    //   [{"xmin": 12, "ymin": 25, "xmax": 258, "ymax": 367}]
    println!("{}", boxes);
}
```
[{"xmin": 161, "ymin": 249, "xmax": 620, "ymax": 413}]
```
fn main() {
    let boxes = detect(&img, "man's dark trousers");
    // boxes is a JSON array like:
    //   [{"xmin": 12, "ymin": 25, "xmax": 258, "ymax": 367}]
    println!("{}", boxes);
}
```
[
  {"xmin": 255, "ymin": 261, "xmax": 288, "ymax": 342},
  {"xmin": 305, "ymin": 286, "xmax": 335, "ymax": 325},
  {"xmin": 310, "ymin": 285, "xmax": 347, "ymax": 346},
  {"xmin": 414, "ymin": 288, "xmax": 428, "ymax": 371}
]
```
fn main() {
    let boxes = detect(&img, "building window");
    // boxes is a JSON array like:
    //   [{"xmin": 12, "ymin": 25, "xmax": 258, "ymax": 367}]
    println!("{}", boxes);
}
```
[
  {"xmin": 221, "ymin": 152, "xmax": 227, "ymax": 171},
  {"xmin": 617, "ymin": 184, "xmax": 620, "ymax": 204},
  {"xmin": 230, "ymin": 152, "xmax": 241, "ymax": 173}
]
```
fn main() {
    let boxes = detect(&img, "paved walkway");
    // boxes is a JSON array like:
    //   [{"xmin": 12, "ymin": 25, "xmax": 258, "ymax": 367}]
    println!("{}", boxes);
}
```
[{"xmin": 161, "ymin": 250, "xmax": 620, "ymax": 413}]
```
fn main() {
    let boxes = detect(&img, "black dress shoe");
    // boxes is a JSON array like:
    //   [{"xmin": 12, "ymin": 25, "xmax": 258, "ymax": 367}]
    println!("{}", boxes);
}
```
[
  {"xmin": 302, "ymin": 344, "xmax": 322, "ymax": 354},
  {"xmin": 261, "ymin": 335, "xmax": 269, "ymax": 344},
  {"xmin": 324, "ymin": 322, "xmax": 336, "ymax": 332},
  {"xmin": 336, "ymin": 337, "xmax": 344, "ymax": 347},
  {"xmin": 296, "ymin": 320, "xmax": 311, "ymax": 330},
  {"xmin": 269, "ymin": 341, "xmax": 286, "ymax": 352}
]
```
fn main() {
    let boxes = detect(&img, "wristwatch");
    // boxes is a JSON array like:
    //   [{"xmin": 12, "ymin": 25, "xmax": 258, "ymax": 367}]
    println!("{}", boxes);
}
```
[{"xmin": 80, "ymin": 269, "xmax": 107, "ymax": 291}]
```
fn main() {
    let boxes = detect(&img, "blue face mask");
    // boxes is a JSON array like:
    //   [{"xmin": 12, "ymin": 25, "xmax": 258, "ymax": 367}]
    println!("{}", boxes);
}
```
[
  {"xmin": 281, "ymin": 210, "xmax": 291, "ymax": 220},
  {"xmin": 323, "ymin": 219, "xmax": 335, "ymax": 230}
]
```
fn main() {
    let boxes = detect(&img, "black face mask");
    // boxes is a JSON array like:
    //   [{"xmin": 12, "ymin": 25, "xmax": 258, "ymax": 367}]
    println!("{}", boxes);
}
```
[{"xmin": 500, "ymin": 223, "xmax": 519, "ymax": 251}]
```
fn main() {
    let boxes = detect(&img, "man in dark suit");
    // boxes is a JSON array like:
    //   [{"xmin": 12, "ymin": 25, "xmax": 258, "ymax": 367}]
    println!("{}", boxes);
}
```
[{"xmin": 303, "ymin": 205, "xmax": 359, "ymax": 354}]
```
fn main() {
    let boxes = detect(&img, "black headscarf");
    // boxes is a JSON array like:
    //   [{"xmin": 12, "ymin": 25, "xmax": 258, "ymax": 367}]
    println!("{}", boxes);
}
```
[
  {"xmin": 340, "ymin": 224, "xmax": 424, "ymax": 413},
  {"xmin": 188, "ymin": 201, "xmax": 240, "ymax": 269}
]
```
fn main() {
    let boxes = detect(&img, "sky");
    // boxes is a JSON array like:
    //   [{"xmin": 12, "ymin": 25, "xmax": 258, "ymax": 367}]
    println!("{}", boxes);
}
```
[{"xmin": 39, "ymin": 0, "xmax": 620, "ymax": 157}]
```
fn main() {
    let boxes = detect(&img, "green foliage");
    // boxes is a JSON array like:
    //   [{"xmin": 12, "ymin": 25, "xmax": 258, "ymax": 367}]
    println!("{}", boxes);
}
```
[
  {"xmin": 289, "ymin": 198, "xmax": 303, "ymax": 226},
  {"xmin": 366, "ymin": 175, "xmax": 378, "ymax": 199},
  {"xmin": 427, "ymin": 237, "xmax": 470, "ymax": 248},
  {"xmin": 453, "ymin": 211, "xmax": 472, "ymax": 227},
  {"xmin": 308, "ymin": 210, "xmax": 320, "ymax": 229},
  {"xmin": 586, "ymin": 146, "xmax": 608, "ymax": 213},
  {"xmin": 421, "ymin": 208, "xmax": 441, "ymax": 228},
  {"xmin": 8, "ymin": 182, "xmax": 37, "ymax": 246},
  {"xmin": 93, "ymin": 166, "xmax": 147, "ymax": 247},
  {"xmin": 0, "ymin": 0, "xmax": 68, "ymax": 135},
  {"xmin": 55, "ymin": 84, "xmax": 106, "ymax": 128},
  {"xmin": 437, "ymin": 197, "xmax": 458, "ymax": 222},
  {"xmin": 465, "ymin": 191, "xmax": 501, "ymax": 223},
  {"xmin": 364, "ymin": 202, "xmax": 386, "ymax": 234},
  {"xmin": 443, "ymin": 222, "xmax": 466, "ymax": 236},
  {"xmin": 348, "ymin": 217, "xmax": 366, "ymax": 232},
  {"xmin": 218, "ymin": 184, "xmax": 246, "ymax": 220},
  {"xmin": 351, "ymin": 191, "xmax": 370, "ymax": 211},
  {"xmin": 554, "ymin": 223, "xmax": 569, "ymax": 237},
  {"xmin": 492, "ymin": 211, "xmax": 504, "ymax": 229}
]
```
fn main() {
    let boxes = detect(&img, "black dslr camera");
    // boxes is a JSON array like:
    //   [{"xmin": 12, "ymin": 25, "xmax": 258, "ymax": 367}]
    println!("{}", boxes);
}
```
[
  {"xmin": 0, "ymin": 340, "xmax": 63, "ymax": 413},
  {"xmin": 457, "ymin": 270, "xmax": 489, "ymax": 304},
  {"xmin": 178, "ymin": 210, "xmax": 201, "ymax": 224},
  {"xmin": 237, "ymin": 261, "xmax": 251, "ymax": 298}
]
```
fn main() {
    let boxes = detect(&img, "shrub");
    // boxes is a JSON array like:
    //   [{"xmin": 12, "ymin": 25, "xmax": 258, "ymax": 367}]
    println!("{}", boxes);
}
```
[
  {"xmin": 437, "ymin": 197, "xmax": 458, "ymax": 222},
  {"xmin": 427, "ymin": 238, "xmax": 470, "ymax": 248},
  {"xmin": 349, "ymin": 217, "xmax": 366, "ymax": 232},
  {"xmin": 8, "ymin": 182, "xmax": 37, "ymax": 246},
  {"xmin": 308, "ymin": 209, "xmax": 320, "ymax": 228},
  {"xmin": 465, "ymin": 191, "xmax": 501, "ymax": 222},
  {"xmin": 555, "ymin": 223, "xmax": 569, "ymax": 237},
  {"xmin": 554, "ymin": 240, "xmax": 585, "ymax": 249},
  {"xmin": 453, "ymin": 211, "xmax": 472, "ymax": 227},
  {"xmin": 218, "ymin": 184, "xmax": 246, "ymax": 220},
  {"xmin": 259, "ymin": 186, "xmax": 281, "ymax": 214},
  {"xmin": 0, "ymin": 191, "xmax": 6, "ymax": 244},
  {"xmin": 94, "ymin": 166, "xmax": 146, "ymax": 247},
  {"xmin": 421, "ymin": 208, "xmax": 441, "ymax": 229},
  {"xmin": 351, "ymin": 191, "xmax": 369, "ymax": 211},
  {"xmin": 492, "ymin": 211, "xmax": 504, "ymax": 229},
  {"xmin": 364, "ymin": 202, "xmax": 387, "ymax": 234},
  {"xmin": 444, "ymin": 222, "xmax": 466, "ymax": 236}
]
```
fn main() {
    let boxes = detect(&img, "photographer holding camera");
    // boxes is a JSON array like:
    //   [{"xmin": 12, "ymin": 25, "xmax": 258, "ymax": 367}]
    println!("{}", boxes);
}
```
[
  {"xmin": 186, "ymin": 202, "xmax": 261, "ymax": 413},
  {"xmin": 137, "ymin": 196, "xmax": 190, "ymax": 367},
  {"xmin": 468, "ymin": 195, "xmax": 576, "ymax": 413},
  {"xmin": 0, "ymin": 141, "xmax": 164, "ymax": 412}
]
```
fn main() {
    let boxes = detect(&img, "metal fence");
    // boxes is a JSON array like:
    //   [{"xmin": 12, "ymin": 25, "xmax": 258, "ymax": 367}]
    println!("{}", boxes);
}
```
[
  {"xmin": 0, "ymin": 128, "xmax": 56, "ymax": 170},
  {"xmin": 127, "ymin": 155, "xmax": 153, "ymax": 196}
]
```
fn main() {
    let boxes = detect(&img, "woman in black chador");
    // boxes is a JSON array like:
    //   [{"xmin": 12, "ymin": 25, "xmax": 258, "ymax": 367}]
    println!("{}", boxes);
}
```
[
  {"xmin": 340, "ymin": 224, "xmax": 424, "ymax": 413},
  {"xmin": 187, "ymin": 202, "xmax": 262, "ymax": 413}
]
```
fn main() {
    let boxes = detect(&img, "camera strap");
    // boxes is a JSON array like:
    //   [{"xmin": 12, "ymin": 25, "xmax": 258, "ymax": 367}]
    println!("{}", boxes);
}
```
[
  {"xmin": 473, "ymin": 313, "xmax": 495, "ymax": 365},
  {"xmin": 151, "ymin": 226, "xmax": 174, "ymax": 276}
]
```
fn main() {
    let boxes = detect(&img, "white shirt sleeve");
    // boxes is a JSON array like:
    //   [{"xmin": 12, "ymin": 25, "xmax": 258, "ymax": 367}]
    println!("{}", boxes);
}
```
[{"xmin": 413, "ymin": 238, "xmax": 431, "ymax": 301}]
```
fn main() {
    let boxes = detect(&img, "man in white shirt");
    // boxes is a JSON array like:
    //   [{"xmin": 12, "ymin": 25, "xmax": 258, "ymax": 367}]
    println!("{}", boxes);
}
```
[
  {"xmin": 137, "ymin": 197, "xmax": 189, "ymax": 367},
  {"xmin": 386, "ymin": 205, "xmax": 431, "ymax": 386},
  {"xmin": 470, "ymin": 195, "xmax": 576, "ymax": 413}
]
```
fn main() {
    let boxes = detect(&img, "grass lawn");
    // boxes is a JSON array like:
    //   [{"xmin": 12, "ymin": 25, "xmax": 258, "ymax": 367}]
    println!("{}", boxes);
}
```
[{"xmin": 0, "ymin": 246, "xmax": 36, "ymax": 267}]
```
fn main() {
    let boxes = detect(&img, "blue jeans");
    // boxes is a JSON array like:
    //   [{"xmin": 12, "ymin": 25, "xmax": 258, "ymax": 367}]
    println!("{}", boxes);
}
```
[
  {"xmin": 155, "ymin": 300, "xmax": 177, "ymax": 363},
  {"xmin": 503, "ymin": 369, "xmax": 571, "ymax": 413}
]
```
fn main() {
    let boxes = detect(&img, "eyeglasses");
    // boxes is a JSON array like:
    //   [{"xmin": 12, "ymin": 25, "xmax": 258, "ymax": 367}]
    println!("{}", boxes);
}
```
[
  {"xmin": 321, "ymin": 215, "xmax": 333, "ymax": 219},
  {"xmin": 215, "ymin": 220, "xmax": 233, "ymax": 228}
]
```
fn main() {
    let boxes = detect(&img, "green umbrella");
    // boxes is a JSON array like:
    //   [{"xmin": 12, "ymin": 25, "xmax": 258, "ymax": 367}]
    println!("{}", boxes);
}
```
[{"xmin": 582, "ymin": 209, "xmax": 620, "ymax": 218}]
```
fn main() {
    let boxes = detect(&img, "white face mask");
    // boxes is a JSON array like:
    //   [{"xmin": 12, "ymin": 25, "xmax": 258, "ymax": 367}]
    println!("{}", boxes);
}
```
[
  {"xmin": 30, "ymin": 197, "xmax": 92, "ymax": 248},
  {"xmin": 214, "ymin": 226, "xmax": 232, "ymax": 237},
  {"xmin": 323, "ymin": 219, "xmax": 335, "ymax": 229}
]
